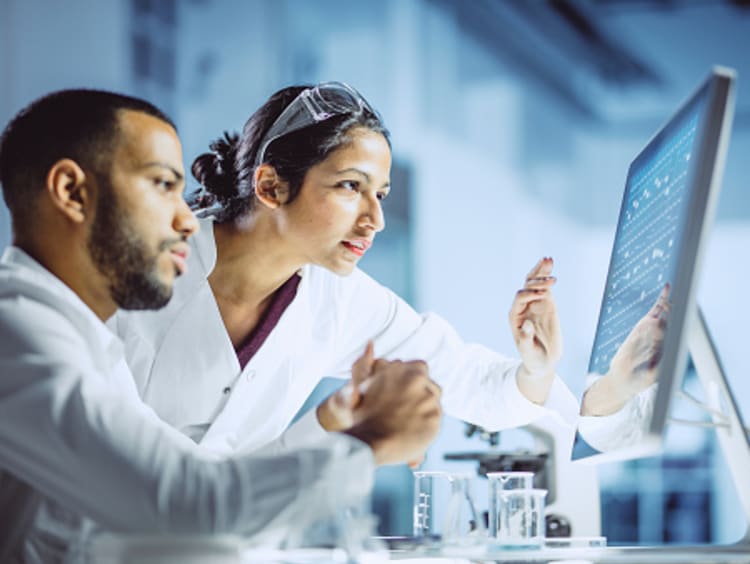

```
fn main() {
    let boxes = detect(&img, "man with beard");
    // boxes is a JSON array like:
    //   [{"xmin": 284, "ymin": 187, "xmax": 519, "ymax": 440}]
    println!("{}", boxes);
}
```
[{"xmin": 0, "ymin": 89, "xmax": 442, "ymax": 563}]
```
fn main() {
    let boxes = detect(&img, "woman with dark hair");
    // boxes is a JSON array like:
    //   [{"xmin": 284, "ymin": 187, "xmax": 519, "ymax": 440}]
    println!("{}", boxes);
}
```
[{"xmin": 111, "ymin": 82, "xmax": 577, "ymax": 455}]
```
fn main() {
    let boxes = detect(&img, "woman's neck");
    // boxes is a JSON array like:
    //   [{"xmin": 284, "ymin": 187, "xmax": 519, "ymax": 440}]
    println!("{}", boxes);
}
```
[{"xmin": 209, "ymin": 219, "xmax": 300, "ymax": 308}]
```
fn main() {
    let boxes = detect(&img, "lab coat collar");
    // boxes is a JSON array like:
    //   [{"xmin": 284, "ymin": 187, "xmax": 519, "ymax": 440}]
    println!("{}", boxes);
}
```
[
  {"xmin": 159, "ymin": 221, "xmax": 316, "ymax": 452},
  {"xmin": 193, "ymin": 217, "xmax": 219, "ymax": 273},
  {"xmin": 0, "ymin": 246, "xmax": 122, "ymax": 361},
  {"xmin": 191, "ymin": 217, "xmax": 306, "ymax": 280}
]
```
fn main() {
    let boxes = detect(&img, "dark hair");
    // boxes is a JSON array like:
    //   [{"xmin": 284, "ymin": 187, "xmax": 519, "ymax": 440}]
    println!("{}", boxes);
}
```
[
  {"xmin": 0, "ymin": 89, "xmax": 175, "ymax": 229},
  {"xmin": 191, "ymin": 85, "xmax": 390, "ymax": 223}
]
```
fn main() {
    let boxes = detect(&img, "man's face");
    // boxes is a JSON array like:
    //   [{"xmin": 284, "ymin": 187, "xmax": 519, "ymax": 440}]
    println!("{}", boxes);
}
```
[{"xmin": 87, "ymin": 110, "xmax": 198, "ymax": 310}]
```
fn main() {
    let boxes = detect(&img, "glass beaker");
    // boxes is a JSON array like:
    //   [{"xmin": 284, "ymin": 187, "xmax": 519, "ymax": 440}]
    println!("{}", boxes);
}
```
[
  {"xmin": 442, "ymin": 472, "xmax": 485, "ymax": 545},
  {"xmin": 490, "ymin": 488, "xmax": 547, "ymax": 549},
  {"xmin": 487, "ymin": 471, "xmax": 534, "ymax": 492},
  {"xmin": 487, "ymin": 471, "xmax": 534, "ymax": 538},
  {"xmin": 412, "ymin": 471, "xmax": 446, "ymax": 538}
]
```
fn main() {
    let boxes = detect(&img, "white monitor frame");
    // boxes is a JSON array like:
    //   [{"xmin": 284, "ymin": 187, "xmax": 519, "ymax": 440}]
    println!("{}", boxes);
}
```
[
  {"xmin": 686, "ymin": 308, "xmax": 750, "ymax": 546},
  {"xmin": 646, "ymin": 68, "xmax": 736, "ymax": 448},
  {"xmin": 572, "ymin": 67, "xmax": 750, "ymax": 544}
]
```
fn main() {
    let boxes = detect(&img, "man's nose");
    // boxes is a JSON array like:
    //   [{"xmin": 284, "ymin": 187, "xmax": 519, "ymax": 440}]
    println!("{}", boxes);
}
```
[{"xmin": 175, "ymin": 198, "xmax": 200, "ymax": 238}]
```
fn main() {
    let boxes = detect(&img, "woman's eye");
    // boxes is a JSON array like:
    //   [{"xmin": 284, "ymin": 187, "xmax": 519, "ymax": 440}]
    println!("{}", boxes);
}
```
[
  {"xmin": 376, "ymin": 190, "xmax": 389, "ymax": 201},
  {"xmin": 339, "ymin": 180, "xmax": 359, "ymax": 192}
]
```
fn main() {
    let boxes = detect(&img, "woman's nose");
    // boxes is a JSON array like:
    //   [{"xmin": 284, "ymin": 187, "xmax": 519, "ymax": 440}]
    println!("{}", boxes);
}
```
[{"xmin": 359, "ymin": 195, "xmax": 385, "ymax": 232}]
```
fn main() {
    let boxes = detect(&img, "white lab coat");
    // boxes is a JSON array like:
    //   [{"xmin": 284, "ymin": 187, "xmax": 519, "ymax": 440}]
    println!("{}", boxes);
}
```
[
  {"xmin": 0, "ymin": 247, "xmax": 373, "ymax": 564},
  {"xmin": 111, "ymin": 217, "xmax": 579, "ymax": 455},
  {"xmin": 577, "ymin": 378, "xmax": 658, "ymax": 453}
]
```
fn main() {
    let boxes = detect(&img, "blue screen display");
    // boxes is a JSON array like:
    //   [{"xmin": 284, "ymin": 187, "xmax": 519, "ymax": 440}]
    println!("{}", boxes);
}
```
[{"xmin": 588, "ymin": 97, "xmax": 707, "ymax": 377}]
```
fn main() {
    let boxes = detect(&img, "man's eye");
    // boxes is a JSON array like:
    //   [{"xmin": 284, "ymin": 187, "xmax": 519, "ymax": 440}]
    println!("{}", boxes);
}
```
[
  {"xmin": 376, "ymin": 190, "xmax": 389, "ymax": 201},
  {"xmin": 155, "ymin": 178, "xmax": 175, "ymax": 190}
]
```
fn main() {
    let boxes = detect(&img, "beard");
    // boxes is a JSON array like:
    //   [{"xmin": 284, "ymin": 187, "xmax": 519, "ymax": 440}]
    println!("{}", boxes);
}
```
[{"xmin": 87, "ymin": 179, "xmax": 177, "ymax": 311}]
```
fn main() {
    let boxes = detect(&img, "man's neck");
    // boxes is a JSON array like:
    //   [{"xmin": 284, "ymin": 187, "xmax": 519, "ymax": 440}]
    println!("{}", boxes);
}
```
[{"xmin": 16, "ymin": 235, "xmax": 117, "ymax": 321}]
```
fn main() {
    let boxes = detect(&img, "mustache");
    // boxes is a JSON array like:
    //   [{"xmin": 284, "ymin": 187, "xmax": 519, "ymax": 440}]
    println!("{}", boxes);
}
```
[{"xmin": 158, "ymin": 237, "xmax": 187, "ymax": 252}]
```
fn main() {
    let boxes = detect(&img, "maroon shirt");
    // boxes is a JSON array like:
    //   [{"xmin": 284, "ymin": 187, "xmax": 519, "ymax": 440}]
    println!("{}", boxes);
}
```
[{"xmin": 235, "ymin": 273, "xmax": 301, "ymax": 370}]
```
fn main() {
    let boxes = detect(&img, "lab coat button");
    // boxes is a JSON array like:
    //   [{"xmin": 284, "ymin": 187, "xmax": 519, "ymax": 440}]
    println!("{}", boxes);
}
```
[
  {"xmin": 222, "ymin": 386, "xmax": 231, "ymax": 395},
  {"xmin": 245, "ymin": 370, "xmax": 256, "ymax": 382}
]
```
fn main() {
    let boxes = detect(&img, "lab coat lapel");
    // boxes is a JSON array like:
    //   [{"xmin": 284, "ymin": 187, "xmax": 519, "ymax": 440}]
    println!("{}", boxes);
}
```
[
  {"xmin": 145, "ymin": 281, "xmax": 240, "ymax": 429},
  {"xmin": 200, "ymin": 271, "xmax": 320, "ymax": 454}
]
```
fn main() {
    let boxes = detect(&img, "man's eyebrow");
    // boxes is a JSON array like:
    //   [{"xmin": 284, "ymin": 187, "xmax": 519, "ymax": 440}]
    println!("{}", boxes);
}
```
[{"xmin": 142, "ymin": 162, "xmax": 184, "ymax": 181}]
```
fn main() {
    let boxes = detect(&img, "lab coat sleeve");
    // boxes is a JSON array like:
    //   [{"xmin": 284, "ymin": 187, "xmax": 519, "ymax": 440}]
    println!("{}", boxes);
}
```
[
  {"xmin": 248, "ymin": 408, "xmax": 330, "ymax": 456},
  {"xmin": 0, "ymin": 298, "xmax": 374, "ymax": 539},
  {"xmin": 577, "ymin": 381, "xmax": 657, "ymax": 453},
  {"xmin": 323, "ymin": 268, "xmax": 578, "ymax": 431}
]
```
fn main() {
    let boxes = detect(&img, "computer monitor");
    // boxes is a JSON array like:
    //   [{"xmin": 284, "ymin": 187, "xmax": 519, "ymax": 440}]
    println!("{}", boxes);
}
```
[{"xmin": 570, "ymin": 66, "xmax": 750, "ymax": 545}]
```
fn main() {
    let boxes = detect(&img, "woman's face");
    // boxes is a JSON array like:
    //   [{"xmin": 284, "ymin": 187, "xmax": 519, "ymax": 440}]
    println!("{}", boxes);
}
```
[{"xmin": 280, "ymin": 127, "xmax": 391, "ymax": 275}]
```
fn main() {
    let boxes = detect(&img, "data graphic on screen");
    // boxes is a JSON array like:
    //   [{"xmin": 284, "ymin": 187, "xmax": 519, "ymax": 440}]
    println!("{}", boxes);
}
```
[
  {"xmin": 588, "ymin": 102, "xmax": 704, "ymax": 378},
  {"xmin": 571, "ymin": 69, "xmax": 736, "ymax": 461},
  {"xmin": 570, "ymin": 67, "xmax": 750, "ymax": 548}
]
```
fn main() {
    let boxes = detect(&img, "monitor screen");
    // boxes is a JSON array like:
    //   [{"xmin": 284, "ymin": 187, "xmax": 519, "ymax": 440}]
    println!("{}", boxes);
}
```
[{"xmin": 572, "ymin": 68, "xmax": 736, "ymax": 462}]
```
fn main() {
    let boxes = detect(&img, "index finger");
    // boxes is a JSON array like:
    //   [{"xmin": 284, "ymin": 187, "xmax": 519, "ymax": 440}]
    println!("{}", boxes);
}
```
[
  {"xmin": 648, "ymin": 283, "xmax": 672, "ymax": 319},
  {"xmin": 526, "ymin": 257, "xmax": 554, "ymax": 282},
  {"xmin": 525, "ymin": 275, "xmax": 556, "ymax": 290}
]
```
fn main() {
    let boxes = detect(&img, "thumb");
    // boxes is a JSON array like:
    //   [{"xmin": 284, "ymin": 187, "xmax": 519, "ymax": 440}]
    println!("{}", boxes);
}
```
[
  {"xmin": 352, "ymin": 341, "xmax": 375, "ymax": 386},
  {"xmin": 332, "ymin": 382, "xmax": 355, "ymax": 410},
  {"xmin": 520, "ymin": 319, "xmax": 535, "ymax": 340},
  {"xmin": 517, "ymin": 319, "xmax": 535, "ymax": 354},
  {"xmin": 408, "ymin": 454, "xmax": 426, "ymax": 469}
]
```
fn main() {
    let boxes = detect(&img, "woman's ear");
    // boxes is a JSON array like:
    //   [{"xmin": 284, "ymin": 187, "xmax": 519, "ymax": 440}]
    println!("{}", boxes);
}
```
[
  {"xmin": 45, "ymin": 159, "xmax": 92, "ymax": 224},
  {"xmin": 254, "ymin": 164, "xmax": 290, "ymax": 209}
]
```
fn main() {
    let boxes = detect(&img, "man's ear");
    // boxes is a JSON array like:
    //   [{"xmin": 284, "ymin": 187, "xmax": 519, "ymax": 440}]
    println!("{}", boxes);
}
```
[
  {"xmin": 45, "ymin": 159, "xmax": 92, "ymax": 224},
  {"xmin": 254, "ymin": 164, "xmax": 290, "ymax": 209}
]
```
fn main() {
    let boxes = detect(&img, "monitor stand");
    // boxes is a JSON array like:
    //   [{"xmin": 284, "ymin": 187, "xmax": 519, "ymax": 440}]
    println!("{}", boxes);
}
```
[
  {"xmin": 682, "ymin": 307, "xmax": 750, "ymax": 547},
  {"xmin": 586, "ymin": 308, "xmax": 750, "ymax": 560},
  {"xmin": 528, "ymin": 308, "xmax": 750, "ymax": 561}
]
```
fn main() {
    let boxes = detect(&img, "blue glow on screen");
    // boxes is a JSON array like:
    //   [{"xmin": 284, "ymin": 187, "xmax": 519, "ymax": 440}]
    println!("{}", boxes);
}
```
[{"xmin": 588, "ymin": 97, "xmax": 707, "ymax": 376}]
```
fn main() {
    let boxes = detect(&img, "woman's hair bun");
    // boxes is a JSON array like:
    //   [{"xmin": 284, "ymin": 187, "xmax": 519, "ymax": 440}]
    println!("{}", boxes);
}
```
[{"xmin": 191, "ymin": 132, "xmax": 240, "ymax": 201}]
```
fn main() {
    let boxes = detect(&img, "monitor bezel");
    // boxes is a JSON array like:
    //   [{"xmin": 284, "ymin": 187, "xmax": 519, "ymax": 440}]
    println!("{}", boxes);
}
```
[{"xmin": 572, "ymin": 67, "xmax": 736, "ymax": 464}]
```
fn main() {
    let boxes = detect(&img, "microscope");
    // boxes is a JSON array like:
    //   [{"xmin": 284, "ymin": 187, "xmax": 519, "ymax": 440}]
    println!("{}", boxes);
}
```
[{"xmin": 444, "ymin": 415, "xmax": 601, "ymax": 538}]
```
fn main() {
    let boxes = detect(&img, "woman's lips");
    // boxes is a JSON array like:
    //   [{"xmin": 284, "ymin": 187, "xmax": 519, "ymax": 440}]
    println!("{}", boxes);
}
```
[{"xmin": 342, "ymin": 239, "xmax": 371, "ymax": 257}]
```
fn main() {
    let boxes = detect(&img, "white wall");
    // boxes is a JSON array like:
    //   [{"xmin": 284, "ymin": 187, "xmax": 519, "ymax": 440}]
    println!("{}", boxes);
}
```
[{"xmin": 0, "ymin": 0, "xmax": 130, "ymax": 248}]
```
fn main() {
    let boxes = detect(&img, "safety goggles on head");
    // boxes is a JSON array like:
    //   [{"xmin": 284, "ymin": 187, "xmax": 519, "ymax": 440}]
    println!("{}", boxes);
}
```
[{"xmin": 254, "ymin": 81, "xmax": 380, "ymax": 168}]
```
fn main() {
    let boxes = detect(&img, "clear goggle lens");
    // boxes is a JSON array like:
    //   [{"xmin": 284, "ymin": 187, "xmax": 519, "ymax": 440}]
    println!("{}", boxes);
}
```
[
  {"xmin": 193, "ymin": 82, "xmax": 380, "ymax": 218},
  {"xmin": 254, "ymin": 81, "xmax": 379, "ymax": 167}
]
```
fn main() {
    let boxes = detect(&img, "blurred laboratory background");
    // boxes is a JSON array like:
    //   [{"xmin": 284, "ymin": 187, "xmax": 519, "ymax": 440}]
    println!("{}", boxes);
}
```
[{"xmin": 2, "ymin": 0, "xmax": 749, "ymax": 547}]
